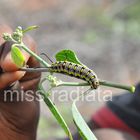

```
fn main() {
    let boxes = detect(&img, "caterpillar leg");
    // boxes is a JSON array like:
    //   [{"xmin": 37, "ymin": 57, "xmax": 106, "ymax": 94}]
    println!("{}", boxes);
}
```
[{"xmin": 79, "ymin": 88, "xmax": 92, "ymax": 98}]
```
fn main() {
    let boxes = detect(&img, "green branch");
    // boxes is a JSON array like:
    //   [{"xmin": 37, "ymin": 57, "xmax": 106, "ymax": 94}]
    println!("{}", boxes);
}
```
[
  {"xmin": 39, "ymin": 79, "xmax": 73, "ymax": 140},
  {"xmin": 19, "ymin": 67, "xmax": 135, "ymax": 93},
  {"xmin": 57, "ymin": 81, "xmax": 135, "ymax": 93},
  {"xmin": 99, "ymin": 80, "xmax": 135, "ymax": 93},
  {"xmin": 21, "ymin": 43, "xmax": 50, "ymax": 67}
]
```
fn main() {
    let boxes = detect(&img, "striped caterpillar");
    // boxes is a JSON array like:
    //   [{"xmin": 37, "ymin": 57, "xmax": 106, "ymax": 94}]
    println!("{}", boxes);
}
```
[
  {"xmin": 21, "ymin": 60, "xmax": 99, "ymax": 89},
  {"xmin": 50, "ymin": 61, "xmax": 99, "ymax": 89}
]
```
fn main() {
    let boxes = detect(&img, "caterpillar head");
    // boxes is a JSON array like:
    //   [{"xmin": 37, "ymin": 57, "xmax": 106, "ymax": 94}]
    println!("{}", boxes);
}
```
[{"xmin": 92, "ymin": 78, "xmax": 100, "ymax": 89}]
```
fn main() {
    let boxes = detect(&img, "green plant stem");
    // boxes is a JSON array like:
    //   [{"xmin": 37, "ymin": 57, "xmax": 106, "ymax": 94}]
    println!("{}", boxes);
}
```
[
  {"xmin": 20, "ymin": 43, "xmax": 51, "ymax": 67},
  {"xmin": 99, "ymin": 80, "xmax": 135, "ymax": 93},
  {"xmin": 58, "ymin": 81, "xmax": 135, "ymax": 93},
  {"xmin": 39, "ymin": 79, "xmax": 73, "ymax": 140},
  {"xmin": 58, "ymin": 82, "xmax": 89, "ymax": 87}
]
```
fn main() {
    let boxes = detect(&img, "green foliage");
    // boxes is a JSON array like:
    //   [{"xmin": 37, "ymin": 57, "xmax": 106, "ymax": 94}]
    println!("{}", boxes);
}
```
[
  {"xmin": 12, "ymin": 26, "xmax": 23, "ymax": 43},
  {"xmin": 22, "ymin": 25, "xmax": 39, "ymax": 33},
  {"xmin": 39, "ymin": 80, "xmax": 73, "ymax": 140},
  {"xmin": 11, "ymin": 45, "xmax": 25, "ymax": 68},
  {"xmin": 131, "ymin": 86, "xmax": 136, "ymax": 93},
  {"xmin": 55, "ymin": 49, "xmax": 83, "ymax": 65},
  {"xmin": 72, "ymin": 100, "xmax": 97, "ymax": 140},
  {"xmin": 3, "ymin": 33, "xmax": 13, "ymax": 42}
]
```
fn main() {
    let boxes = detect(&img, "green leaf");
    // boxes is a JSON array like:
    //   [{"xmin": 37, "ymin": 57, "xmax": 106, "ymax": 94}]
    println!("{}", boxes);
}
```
[
  {"xmin": 22, "ymin": 25, "xmax": 39, "ymax": 34},
  {"xmin": 55, "ymin": 50, "xmax": 83, "ymax": 65},
  {"xmin": 38, "ymin": 82, "xmax": 73, "ymax": 140},
  {"xmin": 72, "ymin": 100, "xmax": 97, "ymax": 140},
  {"xmin": 11, "ymin": 45, "xmax": 25, "ymax": 68}
]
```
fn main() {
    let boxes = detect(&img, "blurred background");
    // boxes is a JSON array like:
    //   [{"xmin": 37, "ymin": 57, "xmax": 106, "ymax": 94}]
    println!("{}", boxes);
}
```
[{"xmin": 0, "ymin": 0, "xmax": 140, "ymax": 139}]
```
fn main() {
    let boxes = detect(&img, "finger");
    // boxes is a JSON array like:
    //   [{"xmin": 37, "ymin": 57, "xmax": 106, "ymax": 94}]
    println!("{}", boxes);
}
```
[
  {"xmin": 19, "ymin": 56, "xmax": 41, "ymax": 91},
  {"xmin": 20, "ymin": 77, "xmax": 41, "ymax": 91},
  {"xmin": 0, "ymin": 35, "xmax": 37, "ymax": 72},
  {"xmin": 19, "ymin": 45, "xmax": 41, "ymax": 90},
  {"xmin": 20, "ymin": 56, "xmax": 41, "ymax": 82},
  {"xmin": 0, "ymin": 71, "xmax": 25, "ymax": 89}
]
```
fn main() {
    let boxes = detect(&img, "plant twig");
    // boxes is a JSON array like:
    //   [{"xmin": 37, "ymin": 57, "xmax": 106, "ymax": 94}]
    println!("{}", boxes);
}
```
[
  {"xmin": 19, "ymin": 67, "xmax": 50, "ymax": 72},
  {"xmin": 58, "ymin": 81, "xmax": 135, "ymax": 93},
  {"xmin": 99, "ymin": 80, "xmax": 135, "ymax": 93},
  {"xmin": 20, "ymin": 43, "xmax": 51, "ymax": 67},
  {"xmin": 39, "ymin": 80, "xmax": 73, "ymax": 140},
  {"xmin": 19, "ymin": 67, "xmax": 135, "ymax": 93}
]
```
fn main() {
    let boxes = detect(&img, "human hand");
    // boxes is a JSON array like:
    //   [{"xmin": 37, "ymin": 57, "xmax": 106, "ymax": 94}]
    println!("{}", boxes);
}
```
[{"xmin": 0, "ymin": 24, "xmax": 41, "ymax": 140}]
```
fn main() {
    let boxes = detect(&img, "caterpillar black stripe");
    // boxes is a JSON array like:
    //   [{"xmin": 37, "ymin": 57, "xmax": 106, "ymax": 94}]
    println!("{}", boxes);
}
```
[{"xmin": 49, "ymin": 61, "xmax": 99, "ymax": 89}]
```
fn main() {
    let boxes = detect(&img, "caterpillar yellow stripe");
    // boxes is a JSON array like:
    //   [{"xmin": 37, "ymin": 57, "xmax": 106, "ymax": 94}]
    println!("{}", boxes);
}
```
[{"xmin": 49, "ymin": 61, "xmax": 99, "ymax": 89}]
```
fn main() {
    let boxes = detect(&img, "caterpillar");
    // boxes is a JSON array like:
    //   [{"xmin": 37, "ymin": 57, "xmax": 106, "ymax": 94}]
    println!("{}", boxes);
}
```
[
  {"xmin": 21, "ymin": 60, "xmax": 99, "ymax": 89},
  {"xmin": 49, "ymin": 61, "xmax": 99, "ymax": 89}
]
